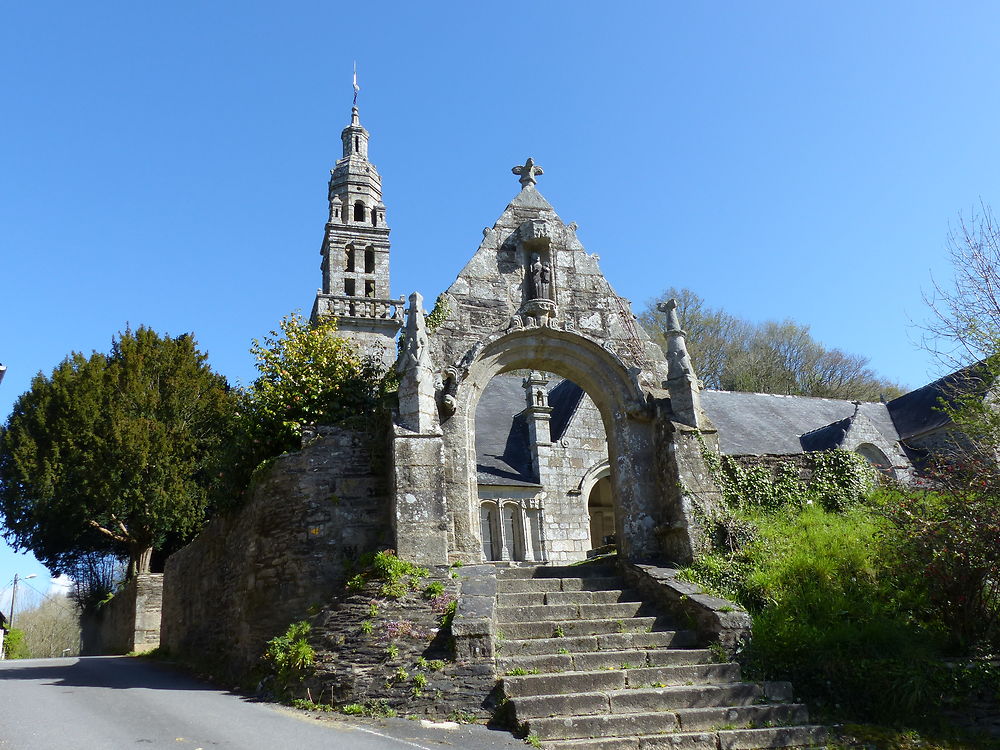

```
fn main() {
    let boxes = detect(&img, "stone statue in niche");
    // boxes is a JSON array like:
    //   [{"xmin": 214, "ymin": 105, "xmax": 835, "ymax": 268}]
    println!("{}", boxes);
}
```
[{"xmin": 529, "ymin": 253, "xmax": 552, "ymax": 300}]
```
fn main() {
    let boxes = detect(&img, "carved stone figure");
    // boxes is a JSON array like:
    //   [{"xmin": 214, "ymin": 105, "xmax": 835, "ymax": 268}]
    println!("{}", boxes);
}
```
[
  {"xmin": 397, "ymin": 291, "xmax": 431, "ymax": 374},
  {"xmin": 530, "ymin": 253, "xmax": 552, "ymax": 300}
]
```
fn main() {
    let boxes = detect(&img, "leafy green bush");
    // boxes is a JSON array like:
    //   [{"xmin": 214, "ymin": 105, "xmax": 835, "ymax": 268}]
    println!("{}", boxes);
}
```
[
  {"xmin": 422, "ymin": 581, "xmax": 445, "ymax": 599},
  {"xmin": 882, "ymin": 483, "xmax": 1000, "ymax": 651},
  {"xmin": 338, "ymin": 699, "xmax": 395, "ymax": 718},
  {"xmin": 262, "ymin": 620, "xmax": 315, "ymax": 698},
  {"xmin": 2, "ymin": 628, "xmax": 29, "ymax": 659},
  {"xmin": 346, "ymin": 549, "xmax": 430, "ymax": 599},
  {"xmin": 680, "ymin": 490, "xmax": 997, "ymax": 724},
  {"xmin": 225, "ymin": 313, "xmax": 385, "ymax": 504}
]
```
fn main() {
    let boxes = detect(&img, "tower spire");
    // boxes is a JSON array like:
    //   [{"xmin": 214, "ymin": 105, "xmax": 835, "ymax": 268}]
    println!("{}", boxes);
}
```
[{"xmin": 311, "ymin": 89, "xmax": 403, "ymax": 369}]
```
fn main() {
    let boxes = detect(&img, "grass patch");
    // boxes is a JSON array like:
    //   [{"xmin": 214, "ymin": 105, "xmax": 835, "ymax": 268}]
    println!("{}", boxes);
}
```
[{"xmin": 680, "ymin": 493, "xmax": 1000, "ymax": 730}]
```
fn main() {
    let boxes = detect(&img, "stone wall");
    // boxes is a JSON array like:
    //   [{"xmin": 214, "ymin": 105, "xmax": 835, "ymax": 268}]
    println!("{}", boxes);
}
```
[
  {"xmin": 161, "ymin": 426, "xmax": 388, "ymax": 677},
  {"xmin": 81, "ymin": 573, "xmax": 162, "ymax": 655},
  {"xmin": 654, "ymin": 409, "xmax": 726, "ymax": 564},
  {"xmin": 726, "ymin": 453, "xmax": 815, "ymax": 482},
  {"xmin": 307, "ymin": 565, "xmax": 499, "ymax": 719},
  {"xmin": 539, "ymin": 390, "xmax": 608, "ymax": 562}
]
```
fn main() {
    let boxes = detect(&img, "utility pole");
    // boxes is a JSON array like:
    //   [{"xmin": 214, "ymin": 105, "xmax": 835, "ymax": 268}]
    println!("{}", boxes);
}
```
[{"xmin": 9, "ymin": 573, "xmax": 37, "ymax": 629}]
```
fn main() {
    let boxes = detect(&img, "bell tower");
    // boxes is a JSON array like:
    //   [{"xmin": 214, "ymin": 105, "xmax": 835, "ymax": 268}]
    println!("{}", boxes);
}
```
[{"xmin": 311, "ymin": 102, "xmax": 403, "ymax": 369}]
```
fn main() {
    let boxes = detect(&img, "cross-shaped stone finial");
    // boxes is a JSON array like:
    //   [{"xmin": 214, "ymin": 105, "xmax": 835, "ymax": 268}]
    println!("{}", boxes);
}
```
[{"xmin": 512, "ymin": 157, "xmax": 544, "ymax": 188}]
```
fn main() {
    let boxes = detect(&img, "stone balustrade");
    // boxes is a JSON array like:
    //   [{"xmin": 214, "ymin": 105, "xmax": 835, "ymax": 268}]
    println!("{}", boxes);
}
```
[{"xmin": 314, "ymin": 294, "xmax": 404, "ymax": 322}]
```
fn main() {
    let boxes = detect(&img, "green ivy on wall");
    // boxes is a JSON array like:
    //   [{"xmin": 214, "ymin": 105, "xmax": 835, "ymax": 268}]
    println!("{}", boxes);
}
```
[{"xmin": 702, "ymin": 443, "xmax": 878, "ymax": 514}]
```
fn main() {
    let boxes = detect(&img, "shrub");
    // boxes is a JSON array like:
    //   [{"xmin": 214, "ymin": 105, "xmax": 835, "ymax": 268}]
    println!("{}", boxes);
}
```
[
  {"xmin": 262, "ymin": 621, "xmax": 315, "ymax": 698},
  {"xmin": 2, "ymin": 628, "xmax": 30, "ymax": 659},
  {"xmin": 882, "ymin": 483, "xmax": 1000, "ymax": 651},
  {"xmin": 680, "ymin": 501, "xmax": 967, "ymax": 723}
]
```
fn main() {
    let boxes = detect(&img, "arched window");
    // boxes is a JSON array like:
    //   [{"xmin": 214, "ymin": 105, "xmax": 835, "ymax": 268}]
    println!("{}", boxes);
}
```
[
  {"xmin": 856, "ymin": 443, "xmax": 895, "ymax": 479},
  {"xmin": 371, "ymin": 208, "xmax": 378, "ymax": 227},
  {"xmin": 365, "ymin": 280, "xmax": 376, "ymax": 298},
  {"xmin": 343, "ymin": 279, "xmax": 355, "ymax": 296},
  {"xmin": 354, "ymin": 135, "xmax": 359, "ymax": 152},
  {"xmin": 345, "ymin": 245, "xmax": 355, "ymax": 272},
  {"xmin": 353, "ymin": 201, "xmax": 365, "ymax": 222},
  {"xmin": 480, "ymin": 503, "xmax": 500, "ymax": 561},
  {"xmin": 502, "ymin": 503, "xmax": 525, "ymax": 561},
  {"xmin": 364, "ymin": 247, "xmax": 375, "ymax": 274},
  {"xmin": 588, "ymin": 475, "xmax": 615, "ymax": 549},
  {"xmin": 525, "ymin": 508, "xmax": 543, "ymax": 562}
]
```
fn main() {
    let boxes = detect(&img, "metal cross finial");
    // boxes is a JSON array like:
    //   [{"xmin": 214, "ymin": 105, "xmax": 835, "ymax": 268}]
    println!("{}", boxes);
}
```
[{"xmin": 512, "ymin": 157, "xmax": 544, "ymax": 188}]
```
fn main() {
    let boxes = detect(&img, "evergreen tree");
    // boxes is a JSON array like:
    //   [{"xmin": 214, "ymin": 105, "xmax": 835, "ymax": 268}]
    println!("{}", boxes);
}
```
[{"xmin": 0, "ymin": 327, "xmax": 235, "ymax": 576}]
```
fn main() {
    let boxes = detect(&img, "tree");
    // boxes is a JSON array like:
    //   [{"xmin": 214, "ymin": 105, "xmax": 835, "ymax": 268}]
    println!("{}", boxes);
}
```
[
  {"xmin": 920, "ymin": 203, "xmax": 1000, "ymax": 455},
  {"xmin": 221, "ymin": 313, "xmax": 384, "ymax": 498},
  {"xmin": 923, "ymin": 201, "xmax": 1000, "ymax": 366},
  {"xmin": 14, "ymin": 595, "xmax": 81, "ymax": 658},
  {"xmin": 884, "ymin": 204, "xmax": 1000, "ymax": 652},
  {"xmin": 639, "ymin": 288, "xmax": 904, "ymax": 400},
  {"xmin": 0, "ymin": 327, "xmax": 235, "ymax": 577}
]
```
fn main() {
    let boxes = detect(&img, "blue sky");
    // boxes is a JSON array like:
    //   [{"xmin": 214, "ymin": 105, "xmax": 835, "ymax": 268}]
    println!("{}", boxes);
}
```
[{"xmin": 2, "ymin": 1, "xmax": 999, "ymax": 590}]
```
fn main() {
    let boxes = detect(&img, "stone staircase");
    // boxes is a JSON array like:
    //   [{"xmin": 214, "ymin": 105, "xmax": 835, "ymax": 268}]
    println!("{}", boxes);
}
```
[{"xmin": 495, "ymin": 563, "xmax": 827, "ymax": 750}]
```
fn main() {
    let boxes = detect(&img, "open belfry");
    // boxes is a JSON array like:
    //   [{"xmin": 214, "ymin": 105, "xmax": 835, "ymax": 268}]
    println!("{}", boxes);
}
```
[{"xmin": 311, "ymin": 104, "xmax": 402, "ymax": 369}]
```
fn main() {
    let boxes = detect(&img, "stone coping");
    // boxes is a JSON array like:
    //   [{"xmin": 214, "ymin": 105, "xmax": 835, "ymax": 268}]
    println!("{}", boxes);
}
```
[{"xmin": 620, "ymin": 562, "xmax": 751, "ymax": 656}]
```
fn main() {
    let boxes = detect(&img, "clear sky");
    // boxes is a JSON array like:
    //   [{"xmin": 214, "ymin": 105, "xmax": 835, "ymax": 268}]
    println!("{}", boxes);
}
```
[{"xmin": 2, "ymin": 1, "xmax": 999, "ymax": 591}]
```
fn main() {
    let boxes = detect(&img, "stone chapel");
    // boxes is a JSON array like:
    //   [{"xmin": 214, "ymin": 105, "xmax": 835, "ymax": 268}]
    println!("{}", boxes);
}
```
[
  {"xmin": 304, "ymin": 103, "xmax": 976, "ymax": 569},
  {"xmin": 155, "ymin": 102, "xmax": 993, "ymax": 714}
]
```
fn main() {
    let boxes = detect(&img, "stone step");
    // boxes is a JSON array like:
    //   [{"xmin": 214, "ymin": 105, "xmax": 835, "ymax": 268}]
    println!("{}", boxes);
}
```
[
  {"xmin": 540, "ymin": 725, "xmax": 828, "ymax": 750},
  {"xmin": 503, "ymin": 663, "xmax": 742, "ymax": 698},
  {"xmin": 498, "ymin": 589, "xmax": 640, "ymax": 607},
  {"xmin": 500, "ymin": 617, "xmax": 676, "ymax": 640},
  {"xmin": 498, "ymin": 577, "xmax": 563, "ymax": 593},
  {"xmin": 499, "ymin": 647, "xmax": 718, "ymax": 674},
  {"xmin": 497, "ymin": 601, "xmax": 653, "ymax": 623},
  {"xmin": 497, "ymin": 576, "xmax": 628, "ymax": 594},
  {"xmin": 496, "ymin": 564, "xmax": 617, "ymax": 580},
  {"xmin": 499, "ymin": 632, "xmax": 703, "ymax": 657},
  {"xmin": 674, "ymin": 703, "xmax": 809, "ymax": 732},
  {"xmin": 511, "ymin": 683, "xmax": 763, "ymax": 720},
  {"xmin": 523, "ymin": 703, "xmax": 810, "ymax": 740}
]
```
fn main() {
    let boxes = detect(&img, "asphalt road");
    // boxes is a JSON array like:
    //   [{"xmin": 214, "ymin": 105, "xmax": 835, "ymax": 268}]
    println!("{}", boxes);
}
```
[{"xmin": 0, "ymin": 656, "xmax": 526, "ymax": 750}]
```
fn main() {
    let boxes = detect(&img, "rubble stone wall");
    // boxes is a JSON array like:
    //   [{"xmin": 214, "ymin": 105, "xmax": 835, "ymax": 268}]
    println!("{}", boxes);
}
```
[
  {"xmin": 81, "ymin": 573, "xmax": 162, "ymax": 655},
  {"xmin": 161, "ymin": 427, "xmax": 389, "ymax": 676}
]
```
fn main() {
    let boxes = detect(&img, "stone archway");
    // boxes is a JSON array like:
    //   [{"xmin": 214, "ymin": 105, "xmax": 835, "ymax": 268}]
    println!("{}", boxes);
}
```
[
  {"xmin": 855, "ymin": 442, "xmax": 896, "ymax": 479},
  {"xmin": 587, "ymin": 472, "xmax": 615, "ymax": 550},
  {"xmin": 441, "ymin": 327, "xmax": 664, "ymax": 563}
]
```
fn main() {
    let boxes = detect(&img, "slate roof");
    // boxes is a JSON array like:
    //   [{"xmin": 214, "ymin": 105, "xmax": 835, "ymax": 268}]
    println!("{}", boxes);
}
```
[
  {"xmin": 548, "ymin": 379, "xmax": 586, "ymax": 441},
  {"xmin": 476, "ymin": 367, "xmax": 982, "ymax": 470},
  {"xmin": 700, "ymin": 390, "xmax": 901, "ymax": 455},
  {"xmin": 886, "ymin": 362, "xmax": 990, "ymax": 439},
  {"xmin": 475, "ymin": 374, "xmax": 589, "ymax": 487},
  {"xmin": 475, "ymin": 375, "xmax": 537, "ymax": 486}
]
